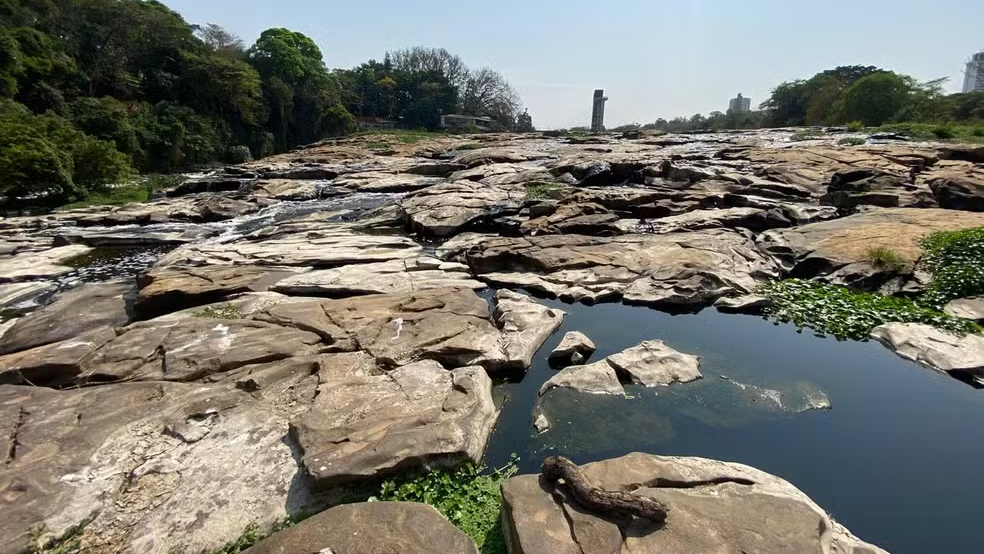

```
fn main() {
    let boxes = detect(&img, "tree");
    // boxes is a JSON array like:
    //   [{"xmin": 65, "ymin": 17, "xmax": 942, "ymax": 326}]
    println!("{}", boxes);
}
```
[
  {"xmin": 389, "ymin": 46, "xmax": 469, "ymax": 89},
  {"xmin": 461, "ymin": 67, "xmax": 520, "ymax": 128},
  {"xmin": 516, "ymin": 109, "xmax": 534, "ymax": 132},
  {"xmin": 195, "ymin": 23, "xmax": 244, "ymax": 55},
  {"xmin": 842, "ymin": 72, "xmax": 914, "ymax": 126}
]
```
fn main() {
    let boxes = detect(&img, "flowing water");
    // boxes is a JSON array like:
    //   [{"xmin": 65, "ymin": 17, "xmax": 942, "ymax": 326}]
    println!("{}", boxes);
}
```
[{"xmin": 483, "ymin": 295, "xmax": 984, "ymax": 554}]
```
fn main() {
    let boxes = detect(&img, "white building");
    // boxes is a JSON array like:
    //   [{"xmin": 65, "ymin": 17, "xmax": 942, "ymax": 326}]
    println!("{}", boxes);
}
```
[
  {"xmin": 728, "ymin": 93, "xmax": 751, "ymax": 113},
  {"xmin": 963, "ymin": 52, "xmax": 984, "ymax": 93}
]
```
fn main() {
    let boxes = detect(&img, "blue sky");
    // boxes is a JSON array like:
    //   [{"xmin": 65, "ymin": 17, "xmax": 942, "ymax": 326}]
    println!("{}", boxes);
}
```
[{"xmin": 166, "ymin": 0, "xmax": 984, "ymax": 129}]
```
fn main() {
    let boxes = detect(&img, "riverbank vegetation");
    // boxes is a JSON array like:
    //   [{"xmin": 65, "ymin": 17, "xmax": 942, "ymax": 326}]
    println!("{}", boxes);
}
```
[
  {"xmin": 761, "ymin": 228, "xmax": 984, "ymax": 340},
  {"xmin": 644, "ymin": 65, "xmax": 984, "ymax": 138},
  {"xmin": 0, "ymin": 0, "xmax": 525, "ymax": 207}
]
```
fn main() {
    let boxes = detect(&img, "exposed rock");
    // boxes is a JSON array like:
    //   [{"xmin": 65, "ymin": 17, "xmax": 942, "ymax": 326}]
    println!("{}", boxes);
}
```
[
  {"xmin": 158, "ymin": 223, "xmax": 423, "ymax": 267},
  {"xmin": 501, "ymin": 453, "xmax": 891, "ymax": 554},
  {"xmin": 399, "ymin": 181, "xmax": 523, "ymax": 237},
  {"xmin": 605, "ymin": 340, "xmax": 702, "ymax": 387},
  {"xmin": 758, "ymin": 208, "xmax": 984, "ymax": 287},
  {"xmin": 0, "ymin": 358, "xmax": 327, "ymax": 554},
  {"xmin": 261, "ymin": 164, "xmax": 338, "ymax": 180},
  {"xmin": 549, "ymin": 331, "xmax": 597, "ymax": 367},
  {"xmin": 271, "ymin": 257, "xmax": 484, "ymax": 297},
  {"xmin": 333, "ymin": 172, "xmax": 444, "ymax": 193},
  {"xmin": 944, "ymin": 297, "xmax": 984, "ymax": 323},
  {"xmin": 168, "ymin": 175, "xmax": 250, "ymax": 196},
  {"xmin": 242, "ymin": 502, "xmax": 479, "ymax": 554},
  {"xmin": 0, "ymin": 327, "xmax": 117, "ymax": 386},
  {"xmin": 252, "ymin": 179, "xmax": 320, "ymax": 200},
  {"xmin": 521, "ymin": 202, "xmax": 622, "ymax": 237},
  {"xmin": 0, "ymin": 245, "xmax": 92, "ymax": 283},
  {"xmin": 714, "ymin": 294, "xmax": 774, "ymax": 314},
  {"xmin": 871, "ymin": 323, "xmax": 984, "ymax": 384},
  {"xmin": 821, "ymin": 167, "xmax": 936, "ymax": 208},
  {"xmin": 927, "ymin": 166, "xmax": 984, "ymax": 211},
  {"xmin": 540, "ymin": 361, "xmax": 625, "ymax": 396},
  {"xmin": 447, "ymin": 229, "xmax": 779, "ymax": 309},
  {"xmin": 620, "ymin": 207, "xmax": 789, "ymax": 234},
  {"xmin": 290, "ymin": 359, "xmax": 498, "ymax": 485},
  {"xmin": 0, "ymin": 281, "xmax": 55, "ymax": 309},
  {"xmin": 452, "ymin": 148, "xmax": 541, "ymax": 168},
  {"xmin": 0, "ymin": 280, "xmax": 132, "ymax": 355},
  {"xmin": 938, "ymin": 144, "xmax": 984, "ymax": 164},
  {"xmin": 135, "ymin": 266, "xmax": 295, "ymax": 319}
]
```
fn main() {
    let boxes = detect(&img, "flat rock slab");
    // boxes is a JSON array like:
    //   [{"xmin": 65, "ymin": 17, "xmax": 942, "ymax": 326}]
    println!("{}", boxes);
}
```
[
  {"xmin": 0, "ymin": 357, "xmax": 327, "ymax": 554},
  {"xmin": 333, "ymin": 171, "xmax": 445, "ymax": 193},
  {"xmin": 758, "ymin": 208, "xmax": 984, "ymax": 287},
  {"xmin": 540, "ymin": 361, "xmax": 625, "ymax": 396},
  {"xmin": 135, "ymin": 265, "xmax": 298, "ymax": 319},
  {"xmin": 158, "ymin": 223, "xmax": 423, "ymax": 267},
  {"xmin": 0, "ymin": 280, "xmax": 132, "ymax": 355},
  {"xmin": 871, "ymin": 323, "xmax": 984, "ymax": 384},
  {"xmin": 242, "ymin": 502, "xmax": 479, "ymax": 554},
  {"xmin": 271, "ymin": 257, "xmax": 485, "ymax": 297},
  {"xmin": 0, "ymin": 281, "xmax": 55, "ymax": 309},
  {"xmin": 290, "ymin": 359, "xmax": 498, "ymax": 485},
  {"xmin": 442, "ymin": 229, "xmax": 778, "ymax": 309},
  {"xmin": 0, "ymin": 318, "xmax": 323, "ymax": 387},
  {"xmin": 501, "ymin": 452, "xmax": 891, "ymax": 554},
  {"xmin": 714, "ymin": 294, "xmax": 774, "ymax": 314},
  {"xmin": 944, "ymin": 297, "xmax": 984, "ymax": 323},
  {"xmin": 311, "ymin": 287, "xmax": 562, "ymax": 373},
  {"xmin": 0, "ymin": 244, "xmax": 92, "ymax": 283}
]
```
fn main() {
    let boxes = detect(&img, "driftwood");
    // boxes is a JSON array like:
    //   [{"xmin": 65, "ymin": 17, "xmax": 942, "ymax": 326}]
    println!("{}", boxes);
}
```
[{"xmin": 541, "ymin": 456, "xmax": 669, "ymax": 523}]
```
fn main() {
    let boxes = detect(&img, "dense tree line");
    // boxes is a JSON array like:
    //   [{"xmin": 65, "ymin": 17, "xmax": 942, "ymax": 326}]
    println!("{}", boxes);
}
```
[
  {"xmin": 645, "ymin": 66, "xmax": 984, "ymax": 134},
  {"xmin": 0, "ymin": 0, "xmax": 525, "ymax": 205}
]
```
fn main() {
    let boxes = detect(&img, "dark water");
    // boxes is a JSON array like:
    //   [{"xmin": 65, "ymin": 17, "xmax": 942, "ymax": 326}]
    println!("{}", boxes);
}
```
[{"xmin": 484, "ymin": 297, "xmax": 984, "ymax": 554}]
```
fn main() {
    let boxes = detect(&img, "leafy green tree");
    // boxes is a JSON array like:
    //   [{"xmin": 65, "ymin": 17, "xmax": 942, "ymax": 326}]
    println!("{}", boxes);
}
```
[{"xmin": 842, "ymin": 72, "xmax": 914, "ymax": 126}]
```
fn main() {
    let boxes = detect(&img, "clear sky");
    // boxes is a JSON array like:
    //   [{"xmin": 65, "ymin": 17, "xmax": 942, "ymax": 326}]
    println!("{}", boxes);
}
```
[{"xmin": 164, "ymin": 0, "xmax": 984, "ymax": 129}]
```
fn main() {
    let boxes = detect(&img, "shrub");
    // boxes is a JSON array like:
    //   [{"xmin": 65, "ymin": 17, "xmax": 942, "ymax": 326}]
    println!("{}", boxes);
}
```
[
  {"xmin": 846, "ymin": 120, "xmax": 865, "ymax": 132},
  {"xmin": 790, "ymin": 131, "xmax": 822, "ymax": 142},
  {"xmin": 194, "ymin": 304, "xmax": 245, "ymax": 319},
  {"xmin": 931, "ymin": 125, "xmax": 955, "ymax": 139},
  {"xmin": 760, "ymin": 279, "xmax": 978, "ymax": 341},
  {"xmin": 864, "ymin": 246, "xmax": 907, "ymax": 273},
  {"xmin": 838, "ymin": 137, "xmax": 866, "ymax": 146},
  {"xmin": 372, "ymin": 459, "xmax": 518, "ymax": 554},
  {"xmin": 973, "ymin": 127, "xmax": 984, "ymax": 137},
  {"xmin": 525, "ymin": 182, "xmax": 566, "ymax": 200},
  {"xmin": 225, "ymin": 145, "xmax": 253, "ymax": 164}
]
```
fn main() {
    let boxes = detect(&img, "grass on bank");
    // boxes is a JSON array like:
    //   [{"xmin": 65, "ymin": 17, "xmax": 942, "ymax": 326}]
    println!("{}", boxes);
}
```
[
  {"xmin": 872, "ymin": 122, "xmax": 984, "ymax": 142},
  {"xmin": 57, "ymin": 174, "xmax": 185, "ymax": 210},
  {"xmin": 761, "ymin": 227, "xmax": 984, "ymax": 340},
  {"xmin": 525, "ymin": 182, "xmax": 568, "ymax": 200},
  {"xmin": 193, "ymin": 304, "xmax": 245, "ymax": 320},
  {"xmin": 354, "ymin": 129, "xmax": 447, "ymax": 144}
]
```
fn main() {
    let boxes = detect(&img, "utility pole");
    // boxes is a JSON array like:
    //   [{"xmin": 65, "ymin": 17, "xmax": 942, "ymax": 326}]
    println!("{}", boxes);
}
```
[{"xmin": 591, "ymin": 89, "xmax": 608, "ymax": 133}]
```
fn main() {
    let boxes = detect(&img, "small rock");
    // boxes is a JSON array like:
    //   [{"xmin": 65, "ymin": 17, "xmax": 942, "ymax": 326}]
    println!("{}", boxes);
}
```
[
  {"xmin": 548, "ymin": 331, "xmax": 597, "ymax": 368},
  {"xmin": 944, "ymin": 297, "xmax": 984, "ymax": 324},
  {"xmin": 605, "ymin": 340, "xmax": 702, "ymax": 387},
  {"xmin": 871, "ymin": 322, "xmax": 984, "ymax": 385},
  {"xmin": 713, "ymin": 294, "xmax": 774, "ymax": 315},
  {"xmin": 539, "ymin": 361, "xmax": 624, "ymax": 396}
]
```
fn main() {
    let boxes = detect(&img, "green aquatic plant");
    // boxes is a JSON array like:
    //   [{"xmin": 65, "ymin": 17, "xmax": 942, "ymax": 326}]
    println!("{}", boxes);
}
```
[
  {"xmin": 760, "ymin": 279, "xmax": 978, "ymax": 341},
  {"xmin": 371, "ymin": 458, "xmax": 519, "ymax": 554},
  {"xmin": 919, "ymin": 227, "xmax": 984, "ymax": 310}
]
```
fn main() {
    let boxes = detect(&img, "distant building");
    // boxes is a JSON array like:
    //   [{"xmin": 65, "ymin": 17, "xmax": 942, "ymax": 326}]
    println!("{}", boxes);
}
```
[
  {"xmin": 356, "ymin": 116, "xmax": 398, "ymax": 131},
  {"xmin": 591, "ymin": 89, "xmax": 608, "ymax": 132},
  {"xmin": 439, "ymin": 114, "xmax": 496, "ymax": 132},
  {"xmin": 728, "ymin": 93, "xmax": 751, "ymax": 114},
  {"xmin": 963, "ymin": 52, "xmax": 984, "ymax": 93}
]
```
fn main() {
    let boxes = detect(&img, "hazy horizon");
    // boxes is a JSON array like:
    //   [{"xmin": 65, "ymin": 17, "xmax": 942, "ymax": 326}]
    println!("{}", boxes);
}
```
[{"xmin": 164, "ymin": 0, "xmax": 984, "ymax": 129}]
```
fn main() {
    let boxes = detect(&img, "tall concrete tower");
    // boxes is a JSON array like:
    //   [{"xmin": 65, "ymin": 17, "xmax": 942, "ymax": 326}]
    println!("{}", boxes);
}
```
[
  {"xmin": 963, "ymin": 52, "xmax": 984, "ymax": 93},
  {"xmin": 591, "ymin": 89, "xmax": 608, "ymax": 132}
]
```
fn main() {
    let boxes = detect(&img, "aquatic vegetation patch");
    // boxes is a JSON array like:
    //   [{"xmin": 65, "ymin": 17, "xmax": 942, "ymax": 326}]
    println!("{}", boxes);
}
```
[{"xmin": 919, "ymin": 227, "xmax": 984, "ymax": 310}]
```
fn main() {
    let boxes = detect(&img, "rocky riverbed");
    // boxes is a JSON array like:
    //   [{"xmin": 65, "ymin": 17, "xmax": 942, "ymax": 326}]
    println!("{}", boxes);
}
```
[{"xmin": 2, "ymin": 129, "xmax": 984, "ymax": 554}]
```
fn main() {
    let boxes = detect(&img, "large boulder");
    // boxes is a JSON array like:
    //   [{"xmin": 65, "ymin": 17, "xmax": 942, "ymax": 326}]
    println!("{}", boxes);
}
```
[
  {"xmin": 0, "ymin": 357, "xmax": 327, "ymax": 554},
  {"xmin": 540, "ymin": 360, "xmax": 625, "ymax": 396},
  {"xmin": 758, "ymin": 208, "xmax": 984, "ymax": 287},
  {"xmin": 289, "ymin": 359, "xmax": 498, "ymax": 485},
  {"xmin": 501, "ymin": 453, "xmax": 891, "ymax": 554},
  {"xmin": 871, "ymin": 323, "xmax": 984, "ymax": 385},
  {"xmin": 549, "ymin": 331, "xmax": 597, "ymax": 367},
  {"xmin": 605, "ymin": 340, "xmax": 702, "ymax": 387},
  {"xmin": 242, "ymin": 502, "xmax": 479, "ymax": 554},
  {"xmin": 0, "ymin": 280, "xmax": 132, "ymax": 355},
  {"xmin": 399, "ymin": 181, "xmax": 524, "ymax": 237},
  {"xmin": 443, "ymin": 229, "xmax": 779, "ymax": 309},
  {"xmin": 821, "ymin": 167, "xmax": 936, "ymax": 209},
  {"xmin": 927, "ymin": 166, "xmax": 984, "ymax": 211}
]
